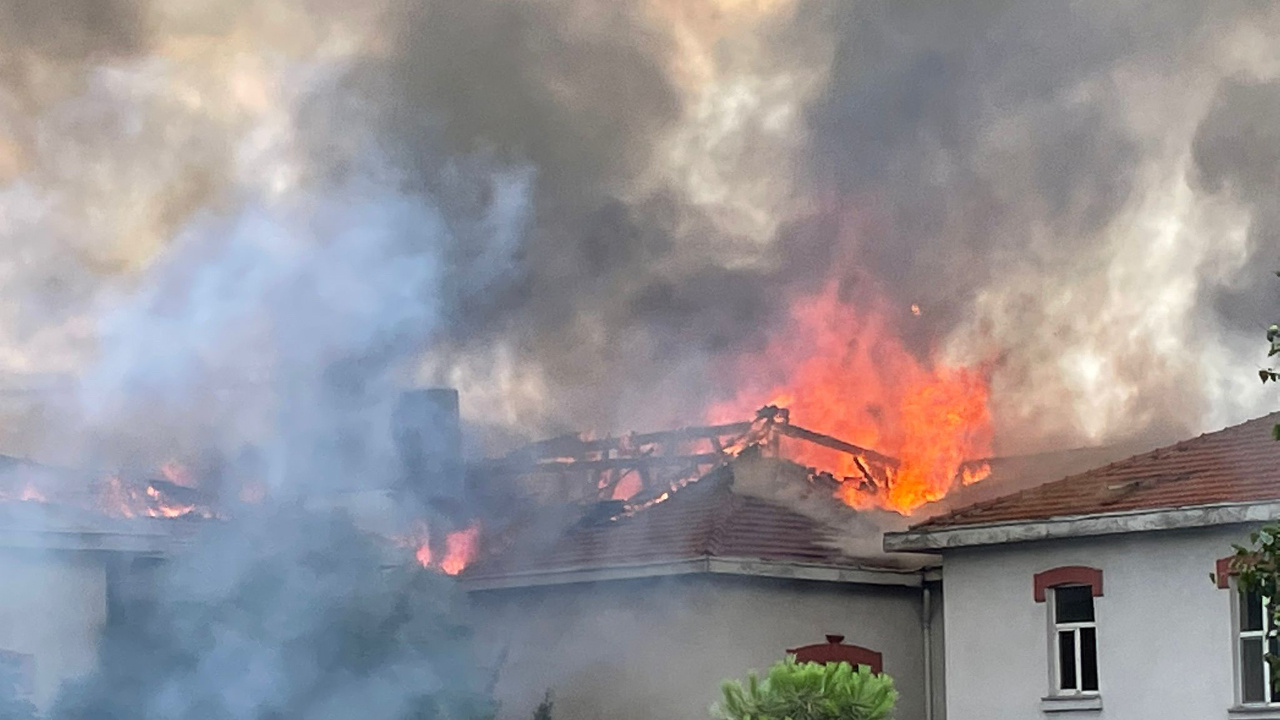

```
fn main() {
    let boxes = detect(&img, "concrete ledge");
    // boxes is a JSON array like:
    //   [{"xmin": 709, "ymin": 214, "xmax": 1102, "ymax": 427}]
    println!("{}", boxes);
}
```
[
  {"xmin": 0, "ymin": 529, "xmax": 182, "ymax": 554},
  {"xmin": 461, "ymin": 557, "xmax": 927, "ymax": 591},
  {"xmin": 885, "ymin": 500, "xmax": 1280, "ymax": 552},
  {"xmin": 1040, "ymin": 694, "xmax": 1102, "ymax": 713},
  {"xmin": 1228, "ymin": 705, "xmax": 1280, "ymax": 719}
]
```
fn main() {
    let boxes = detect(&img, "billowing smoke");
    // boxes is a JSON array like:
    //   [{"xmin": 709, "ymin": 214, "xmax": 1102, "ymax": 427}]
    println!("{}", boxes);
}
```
[
  {"xmin": 48, "ymin": 510, "xmax": 495, "ymax": 720},
  {"xmin": 0, "ymin": 0, "xmax": 1275, "ymax": 714},
  {"xmin": 0, "ymin": 1, "xmax": 1277, "ymax": 465}
]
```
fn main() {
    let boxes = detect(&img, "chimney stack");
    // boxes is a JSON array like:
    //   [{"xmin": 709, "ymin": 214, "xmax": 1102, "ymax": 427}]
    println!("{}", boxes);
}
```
[{"xmin": 392, "ymin": 388, "xmax": 463, "ymax": 507}]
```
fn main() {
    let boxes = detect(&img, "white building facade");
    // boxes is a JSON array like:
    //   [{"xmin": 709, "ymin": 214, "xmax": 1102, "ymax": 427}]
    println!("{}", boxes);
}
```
[{"xmin": 887, "ymin": 412, "xmax": 1280, "ymax": 719}]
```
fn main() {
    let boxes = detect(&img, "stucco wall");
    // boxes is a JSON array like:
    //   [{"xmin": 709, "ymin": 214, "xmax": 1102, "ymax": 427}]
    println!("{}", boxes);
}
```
[
  {"xmin": 0, "ymin": 549, "xmax": 108, "ymax": 710},
  {"xmin": 941, "ymin": 525, "xmax": 1250, "ymax": 719},
  {"xmin": 469, "ymin": 574, "xmax": 938, "ymax": 720}
]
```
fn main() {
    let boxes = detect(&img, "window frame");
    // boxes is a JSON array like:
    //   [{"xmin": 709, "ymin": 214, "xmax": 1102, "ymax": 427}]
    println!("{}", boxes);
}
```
[
  {"xmin": 1048, "ymin": 585, "xmax": 1100, "ymax": 697},
  {"xmin": 1232, "ymin": 578, "xmax": 1280, "ymax": 707}
]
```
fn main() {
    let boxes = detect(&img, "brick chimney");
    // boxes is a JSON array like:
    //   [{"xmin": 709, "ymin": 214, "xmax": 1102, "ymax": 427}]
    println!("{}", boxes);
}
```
[{"xmin": 392, "ymin": 388, "xmax": 463, "ymax": 507}]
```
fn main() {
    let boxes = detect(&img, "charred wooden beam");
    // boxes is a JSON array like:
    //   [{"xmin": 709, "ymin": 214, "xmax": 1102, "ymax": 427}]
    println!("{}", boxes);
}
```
[
  {"xmin": 492, "ymin": 422, "xmax": 756, "ymax": 463},
  {"xmin": 481, "ymin": 453, "xmax": 724, "ymax": 474},
  {"xmin": 775, "ymin": 424, "xmax": 900, "ymax": 468}
]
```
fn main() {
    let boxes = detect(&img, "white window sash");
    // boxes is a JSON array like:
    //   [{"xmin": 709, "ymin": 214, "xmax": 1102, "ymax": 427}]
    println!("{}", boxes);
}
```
[
  {"xmin": 1053, "ymin": 621, "xmax": 1098, "ymax": 694},
  {"xmin": 1049, "ymin": 586, "xmax": 1098, "ymax": 697},
  {"xmin": 1236, "ymin": 588, "xmax": 1278, "ymax": 706}
]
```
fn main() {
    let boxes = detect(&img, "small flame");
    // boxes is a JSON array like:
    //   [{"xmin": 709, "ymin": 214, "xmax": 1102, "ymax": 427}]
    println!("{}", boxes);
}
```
[
  {"xmin": 159, "ymin": 461, "xmax": 195, "ymax": 488},
  {"xmin": 440, "ymin": 523, "xmax": 481, "ymax": 576},
  {"xmin": 400, "ymin": 521, "xmax": 482, "ymax": 576},
  {"xmin": 144, "ymin": 485, "xmax": 198, "ymax": 518},
  {"xmin": 98, "ymin": 474, "xmax": 140, "ymax": 518},
  {"xmin": 910, "ymin": 303, "xmax": 921, "ymax": 316},
  {"xmin": 961, "ymin": 462, "xmax": 991, "ymax": 486},
  {"xmin": 96, "ymin": 470, "xmax": 214, "ymax": 519}
]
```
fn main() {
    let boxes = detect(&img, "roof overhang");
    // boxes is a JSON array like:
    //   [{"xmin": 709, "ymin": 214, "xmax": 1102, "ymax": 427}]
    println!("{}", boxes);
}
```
[
  {"xmin": 0, "ymin": 528, "xmax": 182, "ymax": 554},
  {"xmin": 884, "ymin": 499, "xmax": 1280, "ymax": 552},
  {"xmin": 461, "ymin": 556, "xmax": 935, "ymax": 592}
]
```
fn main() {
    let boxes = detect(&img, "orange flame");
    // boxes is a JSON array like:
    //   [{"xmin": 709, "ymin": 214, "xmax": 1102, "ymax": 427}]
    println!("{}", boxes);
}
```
[
  {"xmin": 159, "ymin": 461, "xmax": 195, "ymax": 488},
  {"xmin": 961, "ymin": 462, "xmax": 991, "ymax": 486},
  {"xmin": 98, "ymin": 474, "xmax": 142, "ymax": 518},
  {"xmin": 402, "ymin": 521, "xmax": 482, "ymax": 576},
  {"xmin": 440, "ymin": 523, "xmax": 481, "ymax": 576},
  {"xmin": 96, "ymin": 470, "xmax": 214, "ymax": 519},
  {"xmin": 709, "ymin": 280, "xmax": 991, "ymax": 514}
]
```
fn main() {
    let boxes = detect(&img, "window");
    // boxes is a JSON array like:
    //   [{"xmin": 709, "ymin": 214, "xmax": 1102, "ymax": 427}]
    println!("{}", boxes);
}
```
[
  {"xmin": 1237, "ymin": 586, "xmax": 1280, "ymax": 705},
  {"xmin": 1052, "ymin": 585, "xmax": 1099, "ymax": 695}
]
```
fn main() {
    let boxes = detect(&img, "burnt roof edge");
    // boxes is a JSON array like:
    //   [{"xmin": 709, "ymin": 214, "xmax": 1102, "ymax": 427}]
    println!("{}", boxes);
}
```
[
  {"xmin": 459, "ymin": 556, "xmax": 929, "ymax": 592},
  {"xmin": 883, "ymin": 499, "xmax": 1280, "ymax": 553}
]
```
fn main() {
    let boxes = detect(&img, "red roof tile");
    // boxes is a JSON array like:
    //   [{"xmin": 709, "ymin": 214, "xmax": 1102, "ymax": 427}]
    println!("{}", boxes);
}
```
[
  {"xmin": 464, "ymin": 463, "xmax": 867, "ymax": 579},
  {"xmin": 911, "ymin": 412, "xmax": 1280, "ymax": 530}
]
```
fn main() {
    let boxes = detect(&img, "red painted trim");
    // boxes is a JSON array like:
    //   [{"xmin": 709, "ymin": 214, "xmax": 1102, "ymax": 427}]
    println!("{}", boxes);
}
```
[
  {"xmin": 1218, "ymin": 555, "xmax": 1259, "ymax": 589},
  {"xmin": 787, "ymin": 635, "xmax": 883, "ymax": 674},
  {"xmin": 1033, "ymin": 566, "xmax": 1103, "ymax": 603},
  {"xmin": 1217, "ymin": 556, "xmax": 1235, "ymax": 589}
]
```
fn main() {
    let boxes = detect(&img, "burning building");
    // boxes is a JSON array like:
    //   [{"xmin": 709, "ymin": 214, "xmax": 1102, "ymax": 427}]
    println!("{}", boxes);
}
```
[
  {"xmin": 452, "ymin": 399, "xmax": 1163, "ymax": 720},
  {"xmin": 0, "ymin": 389, "xmax": 484, "ymax": 714},
  {"xmin": 0, "ymin": 476, "xmax": 186, "ymax": 710},
  {"xmin": 455, "ymin": 408, "xmax": 953, "ymax": 720},
  {"xmin": 0, "ymin": 385, "xmax": 1154, "ymax": 718}
]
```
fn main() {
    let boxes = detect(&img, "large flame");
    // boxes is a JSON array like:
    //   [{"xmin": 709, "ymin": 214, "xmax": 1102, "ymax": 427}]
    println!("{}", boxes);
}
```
[{"xmin": 709, "ymin": 280, "xmax": 992, "ymax": 513}]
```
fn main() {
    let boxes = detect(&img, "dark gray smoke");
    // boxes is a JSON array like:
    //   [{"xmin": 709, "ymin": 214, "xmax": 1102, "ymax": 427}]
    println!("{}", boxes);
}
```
[
  {"xmin": 0, "ymin": 0, "xmax": 1276, "ymax": 715},
  {"xmin": 1192, "ymin": 78, "xmax": 1280, "ymax": 335},
  {"xmin": 0, "ymin": 0, "xmax": 1278, "ymax": 463}
]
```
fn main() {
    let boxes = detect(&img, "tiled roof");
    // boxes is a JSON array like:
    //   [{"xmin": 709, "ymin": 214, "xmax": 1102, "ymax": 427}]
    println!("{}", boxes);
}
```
[
  {"xmin": 463, "ymin": 463, "xmax": 868, "ymax": 580},
  {"xmin": 912, "ymin": 412, "xmax": 1280, "ymax": 530}
]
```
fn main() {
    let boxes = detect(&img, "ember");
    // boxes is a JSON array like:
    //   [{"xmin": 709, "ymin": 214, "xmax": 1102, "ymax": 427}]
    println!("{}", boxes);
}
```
[{"xmin": 709, "ymin": 280, "xmax": 992, "ymax": 514}]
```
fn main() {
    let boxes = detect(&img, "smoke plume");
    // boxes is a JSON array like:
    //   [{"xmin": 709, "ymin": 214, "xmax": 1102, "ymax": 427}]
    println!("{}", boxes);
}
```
[{"xmin": 0, "ymin": 0, "xmax": 1278, "ymax": 463}]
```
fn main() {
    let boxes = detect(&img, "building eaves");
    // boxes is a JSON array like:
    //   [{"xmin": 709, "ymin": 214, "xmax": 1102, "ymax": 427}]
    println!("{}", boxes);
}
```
[
  {"xmin": 460, "ymin": 555, "xmax": 929, "ymax": 592},
  {"xmin": 884, "ymin": 498, "xmax": 1280, "ymax": 552}
]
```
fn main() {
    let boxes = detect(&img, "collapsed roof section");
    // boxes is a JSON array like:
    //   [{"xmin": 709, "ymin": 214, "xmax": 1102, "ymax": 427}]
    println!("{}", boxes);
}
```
[
  {"xmin": 461, "ymin": 408, "xmax": 950, "ymax": 588},
  {"xmin": 463, "ymin": 457, "xmax": 935, "ymax": 590},
  {"xmin": 468, "ymin": 406, "xmax": 904, "ymax": 519}
]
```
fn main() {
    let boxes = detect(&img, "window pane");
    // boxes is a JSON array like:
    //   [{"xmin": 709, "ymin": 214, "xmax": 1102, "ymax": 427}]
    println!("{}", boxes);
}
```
[
  {"xmin": 1243, "ymin": 638, "xmax": 1266, "ymax": 703},
  {"xmin": 1058, "ymin": 630, "xmax": 1077, "ymax": 691},
  {"xmin": 1080, "ymin": 627, "xmax": 1099, "ymax": 692},
  {"xmin": 1055, "ymin": 586, "xmax": 1095, "ymax": 623},
  {"xmin": 1241, "ymin": 589, "xmax": 1265, "ymax": 632}
]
